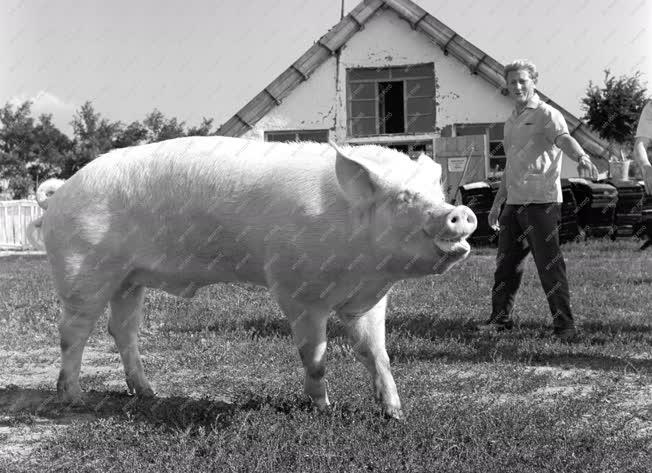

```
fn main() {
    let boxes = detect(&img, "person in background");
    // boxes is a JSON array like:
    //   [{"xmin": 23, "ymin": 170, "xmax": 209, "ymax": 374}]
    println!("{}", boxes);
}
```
[
  {"xmin": 633, "ymin": 100, "xmax": 652, "ymax": 195},
  {"xmin": 480, "ymin": 59, "xmax": 598, "ymax": 341}
]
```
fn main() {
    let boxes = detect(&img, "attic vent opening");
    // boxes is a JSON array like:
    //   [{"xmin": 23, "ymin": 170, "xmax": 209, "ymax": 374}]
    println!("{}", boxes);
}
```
[{"xmin": 378, "ymin": 81, "xmax": 405, "ymax": 134}]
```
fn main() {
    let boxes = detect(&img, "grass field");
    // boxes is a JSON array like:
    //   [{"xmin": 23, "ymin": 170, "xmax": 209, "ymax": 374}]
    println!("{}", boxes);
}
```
[{"xmin": 0, "ymin": 240, "xmax": 650, "ymax": 472}]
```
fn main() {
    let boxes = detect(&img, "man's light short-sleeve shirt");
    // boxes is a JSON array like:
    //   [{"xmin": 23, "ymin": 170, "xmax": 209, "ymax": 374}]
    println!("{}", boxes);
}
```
[
  {"xmin": 503, "ymin": 94, "xmax": 569, "ymax": 204},
  {"xmin": 635, "ymin": 100, "xmax": 652, "ymax": 139}
]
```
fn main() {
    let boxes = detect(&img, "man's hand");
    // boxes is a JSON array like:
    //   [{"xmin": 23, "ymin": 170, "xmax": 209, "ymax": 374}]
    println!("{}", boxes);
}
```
[
  {"xmin": 577, "ymin": 155, "xmax": 599, "ymax": 180},
  {"xmin": 555, "ymin": 134, "xmax": 599, "ymax": 180},
  {"xmin": 488, "ymin": 203, "xmax": 501, "ymax": 231}
]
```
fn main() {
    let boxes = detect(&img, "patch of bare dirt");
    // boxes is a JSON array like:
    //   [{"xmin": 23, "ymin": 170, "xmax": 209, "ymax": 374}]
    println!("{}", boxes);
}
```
[
  {"xmin": 0, "ymin": 342, "xmax": 124, "ymax": 460},
  {"xmin": 0, "ymin": 340, "xmax": 239, "ymax": 461}
]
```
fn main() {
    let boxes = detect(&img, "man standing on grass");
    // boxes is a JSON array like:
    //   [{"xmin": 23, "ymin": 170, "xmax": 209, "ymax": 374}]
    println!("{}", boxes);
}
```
[
  {"xmin": 479, "ymin": 59, "xmax": 599, "ymax": 341},
  {"xmin": 633, "ymin": 100, "xmax": 652, "ymax": 195}
]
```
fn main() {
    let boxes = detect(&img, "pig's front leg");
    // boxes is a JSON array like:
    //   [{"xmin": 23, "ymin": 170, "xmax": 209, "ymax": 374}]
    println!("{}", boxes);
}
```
[
  {"xmin": 337, "ymin": 296, "xmax": 403, "ymax": 419},
  {"xmin": 275, "ymin": 292, "xmax": 330, "ymax": 409}
]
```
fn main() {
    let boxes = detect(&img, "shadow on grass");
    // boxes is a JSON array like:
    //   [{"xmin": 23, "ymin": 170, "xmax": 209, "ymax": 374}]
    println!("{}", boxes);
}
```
[
  {"xmin": 173, "ymin": 313, "xmax": 652, "ymax": 373},
  {"xmin": 0, "ymin": 386, "xmax": 320, "ymax": 433},
  {"xmin": 166, "ymin": 317, "xmax": 346, "ymax": 339},
  {"xmin": 184, "ymin": 311, "xmax": 651, "ymax": 339},
  {"xmin": 386, "ymin": 314, "xmax": 652, "ymax": 338},
  {"xmin": 387, "ymin": 339, "xmax": 652, "ymax": 373},
  {"xmin": 385, "ymin": 314, "xmax": 652, "ymax": 373}
]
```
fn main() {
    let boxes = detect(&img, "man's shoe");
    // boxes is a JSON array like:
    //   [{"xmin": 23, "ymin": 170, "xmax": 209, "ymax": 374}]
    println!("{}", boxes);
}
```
[
  {"xmin": 477, "ymin": 317, "xmax": 514, "ymax": 333},
  {"xmin": 553, "ymin": 326, "xmax": 578, "ymax": 342}
]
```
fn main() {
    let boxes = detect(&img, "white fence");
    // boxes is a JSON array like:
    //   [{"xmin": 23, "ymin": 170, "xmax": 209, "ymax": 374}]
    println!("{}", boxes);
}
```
[{"xmin": 0, "ymin": 200, "xmax": 43, "ymax": 250}]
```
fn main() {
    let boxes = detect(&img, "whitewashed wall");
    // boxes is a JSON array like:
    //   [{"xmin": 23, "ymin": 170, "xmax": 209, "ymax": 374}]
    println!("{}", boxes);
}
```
[
  {"xmin": 243, "ymin": 8, "xmax": 514, "ymax": 142},
  {"xmin": 239, "ymin": 9, "xmax": 583, "ymax": 176},
  {"xmin": 240, "ymin": 56, "xmax": 339, "ymax": 141},
  {"xmin": 334, "ymin": 8, "xmax": 513, "ymax": 140}
]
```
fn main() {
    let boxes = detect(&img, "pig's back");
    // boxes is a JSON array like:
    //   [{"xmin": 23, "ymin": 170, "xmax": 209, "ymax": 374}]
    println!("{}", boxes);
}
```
[
  {"xmin": 47, "ymin": 137, "xmax": 339, "ymax": 224},
  {"xmin": 81, "ymin": 137, "xmax": 335, "ymax": 213},
  {"xmin": 41, "ymin": 137, "xmax": 346, "ymax": 287}
]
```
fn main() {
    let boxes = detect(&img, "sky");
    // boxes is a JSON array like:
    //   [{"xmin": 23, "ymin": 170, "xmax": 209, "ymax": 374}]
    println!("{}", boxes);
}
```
[{"xmin": 1, "ymin": 0, "xmax": 651, "ymax": 137}]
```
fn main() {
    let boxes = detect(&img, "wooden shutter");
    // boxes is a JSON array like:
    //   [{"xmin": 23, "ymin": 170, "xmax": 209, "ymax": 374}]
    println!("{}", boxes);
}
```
[
  {"xmin": 347, "ymin": 63, "xmax": 436, "ymax": 137},
  {"xmin": 349, "ymin": 81, "xmax": 377, "ymax": 136},
  {"xmin": 405, "ymin": 76, "xmax": 435, "ymax": 133}
]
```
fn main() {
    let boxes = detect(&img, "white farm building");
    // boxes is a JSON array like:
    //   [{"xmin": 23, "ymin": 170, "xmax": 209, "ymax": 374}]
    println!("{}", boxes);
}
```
[{"xmin": 216, "ymin": 0, "xmax": 611, "ymax": 201}]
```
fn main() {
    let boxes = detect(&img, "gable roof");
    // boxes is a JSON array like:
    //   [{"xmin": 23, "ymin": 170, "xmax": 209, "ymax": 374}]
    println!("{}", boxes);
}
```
[{"xmin": 216, "ymin": 0, "xmax": 611, "ymax": 160}]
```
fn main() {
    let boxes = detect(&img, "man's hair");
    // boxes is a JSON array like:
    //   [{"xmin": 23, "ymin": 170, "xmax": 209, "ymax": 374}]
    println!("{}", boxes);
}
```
[{"xmin": 504, "ymin": 60, "xmax": 539, "ymax": 84}]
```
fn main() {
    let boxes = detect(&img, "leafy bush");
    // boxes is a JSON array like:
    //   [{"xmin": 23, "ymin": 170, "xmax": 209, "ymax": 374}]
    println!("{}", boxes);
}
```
[
  {"xmin": 581, "ymin": 70, "xmax": 649, "ymax": 153},
  {"xmin": 8, "ymin": 175, "xmax": 34, "ymax": 199}
]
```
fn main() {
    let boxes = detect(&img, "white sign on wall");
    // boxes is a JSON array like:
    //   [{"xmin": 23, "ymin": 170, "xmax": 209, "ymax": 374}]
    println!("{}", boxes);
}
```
[{"xmin": 447, "ymin": 157, "xmax": 467, "ymax": 172}]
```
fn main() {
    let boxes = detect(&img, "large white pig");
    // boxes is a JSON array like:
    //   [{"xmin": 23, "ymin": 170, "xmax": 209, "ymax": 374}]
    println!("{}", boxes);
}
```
[{"xmin": 31, "ymin": 136, "xmax": 476, "ymax": 419}]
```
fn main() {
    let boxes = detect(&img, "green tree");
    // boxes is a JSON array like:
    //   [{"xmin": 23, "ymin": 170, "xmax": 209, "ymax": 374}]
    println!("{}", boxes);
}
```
[
  {"xmin": 25, "ymin": 160, "xmax": 61, "ymax": 188},
  {"xmin": 66, "ymin": 101, "xmax": 121, "ymax": 176},
  {"xmin": 8, "ymin": 175, "xmax": 34, "ymax": 199},
  {"xmin": 581, "ymin": 70, "xmax": 648, "ymax": 152},
  {"xmin": 0, "ymin": 102, "xmax": 73, "ymax": 191},
  {"xmin": 187, "ymin": 117, "xmax": 214, "ymax": 136},
  {"xmin": 0, "ymin": 101, "xmax": 37, "ymax": 179},
  {"xmin": 31, "ymin": 113, "xmax": 71, "ymax": 174},
  {"xmin": 114, "ymin": 121, "xmax": 148, "ymax": 148},
  {"xmin": 71, "ymin": 101, "xmax": 120, "ymax": 151},
  {"xmin": 143, "ymin": 109, "xmax": 186, "ymax": 143}
]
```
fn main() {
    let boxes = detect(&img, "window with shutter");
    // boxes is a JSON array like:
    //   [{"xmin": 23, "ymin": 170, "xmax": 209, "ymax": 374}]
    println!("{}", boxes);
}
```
[{"xmin": 347, "ymin": 63, "xmax": 435, "ymax": 137}]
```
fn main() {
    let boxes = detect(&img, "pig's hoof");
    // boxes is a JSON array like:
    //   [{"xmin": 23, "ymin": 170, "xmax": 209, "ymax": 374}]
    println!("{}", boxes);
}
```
[
  {"xmin": 58, "ymin": 390, "xmax": 85, "ymax": 406},
  {"xmin": 315, "ymin": 403, "xmax": 333, "ymax": 414},
  {"xmin": 383, "ymin": 406, "xmax": 405, "ymax": 420},
  {"xmin": 70, "ymin": 397, "xmax": 86, "ymax": 407},
  {"xmin": 126, "ymin": 380, "xmax": 155, "ymax": 397},
  {"xmin": 137, "ymin": 386, "xmax": 156, "ymax": 398},
  {"xmin": 57, "ymin": 381, "xmax": 84, "ymax": 405},
  {"xmin": 310, "ymin": 397, "xmax": 331, "ymax": 413}
]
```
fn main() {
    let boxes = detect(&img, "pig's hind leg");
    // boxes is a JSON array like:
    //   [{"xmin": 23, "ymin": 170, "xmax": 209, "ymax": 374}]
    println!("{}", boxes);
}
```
[
  {"xmin": 108, "ymin": 283, "xmax": 154, "ymax": 397},
  {"xmin": 57, "ymin": 301, "xmax": 104, "ymax": 404},
  {"xmin": 336, "ymin": 296, "xmax": 403, "ymax": 420},
  {"xmin": 54, "ymin": 254, "xmax": 129, "ymax": 404}
]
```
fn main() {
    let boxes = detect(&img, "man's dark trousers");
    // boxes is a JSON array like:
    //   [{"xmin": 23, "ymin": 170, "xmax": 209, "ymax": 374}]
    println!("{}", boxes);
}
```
[{"xmin": 491, "ymin": 203, "xmax": 574, "ymax": 330}]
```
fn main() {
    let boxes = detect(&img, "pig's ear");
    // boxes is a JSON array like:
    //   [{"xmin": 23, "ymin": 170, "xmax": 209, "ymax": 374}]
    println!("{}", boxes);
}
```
[
  {"xmin": 417, "ymin": 153, "xmax": 442, "ymax": 184},
  {"xmin": 330, "ymin": 141, "xmax": 380, "ymax": 203}
]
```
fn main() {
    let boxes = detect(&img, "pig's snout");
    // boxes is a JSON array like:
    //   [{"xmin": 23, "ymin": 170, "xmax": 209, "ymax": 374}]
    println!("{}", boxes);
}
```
[
  {"xmin": 444, "ymin": 205, "xmax": 477, "ymax": 239},
  {"xmin": 427, "ymin": 205, "xmax": 477, "ymax": 241}
]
